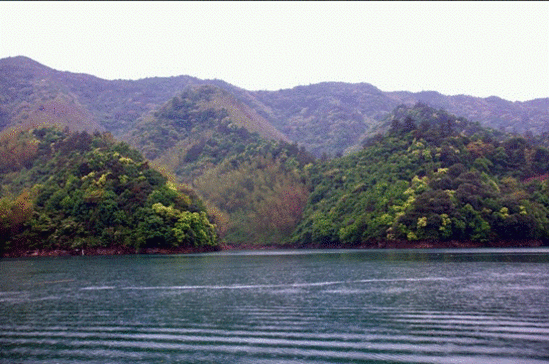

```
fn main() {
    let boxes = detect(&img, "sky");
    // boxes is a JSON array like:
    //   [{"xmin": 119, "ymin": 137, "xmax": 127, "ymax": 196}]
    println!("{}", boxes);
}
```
[{"xmin": 1, "ymin": 2, "xmax": 548, "ymax": 102}]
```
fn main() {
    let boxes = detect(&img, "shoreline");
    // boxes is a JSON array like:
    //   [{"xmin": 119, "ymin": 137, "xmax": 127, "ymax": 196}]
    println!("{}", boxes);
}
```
[
  {"xmin": 0, "ymin": 245, "xmax": 221, "ymax": 258},
  {"xmin": 3, "ymin": 239, "xmax": 545, "ymax": 258}
]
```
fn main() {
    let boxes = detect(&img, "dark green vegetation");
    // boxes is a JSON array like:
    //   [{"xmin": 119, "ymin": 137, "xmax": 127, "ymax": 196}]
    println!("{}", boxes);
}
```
[
  {"xmin": 129, "ymin": 85, "xmax": 314, "ymax": 245},
  {"xmin": 1, "ymin": 56, "xmax": 549, "ymax": 253},
  {"xmin": 213, "ymin": 82, "xmax": 549, "ymax": 157},
  {"xmin": 0, "ymin": 127, "xmax": 218, "ymax": 255},
  {"xmin": 243, "ymin": 82, "xmax": 395, "ymax": 157},
  {"xmin": 291, "ymin": 104, "xmax": 549, "ymax": 247},
  {"xmin": 128, "ymin": 85, "xmax": 288, "ymax": 178}
]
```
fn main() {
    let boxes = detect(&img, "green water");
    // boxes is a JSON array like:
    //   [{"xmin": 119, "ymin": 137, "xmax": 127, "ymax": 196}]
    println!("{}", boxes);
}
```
[{"xmin": 1, "ymin": 248, "xmax": 549, "ymax": 363}]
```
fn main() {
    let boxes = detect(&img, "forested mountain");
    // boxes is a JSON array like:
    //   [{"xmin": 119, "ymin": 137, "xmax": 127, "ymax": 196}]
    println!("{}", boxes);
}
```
[
  {"xmin": 2, "ymin": 56, "xmax": 549, "ymax": 251},
  {"xmin": 209, "ymin": 81, "xmax": 549, "ymax": 157},
  {"xmin": 291, "ymin": 104, "xmax": 549, "ymax": 248},
  {"xmin": 1, "ymin": 56, "xmax": 548, "ymax": 158},
  {"xmin": 388, "ymin": 91, "xmax": 549, "ymax": 136},
  {"xmin": 128, "ymin": 84, "xmax": 288, "ymax": 169},
  {"xmin": 127, "ymin": 84, "xmax": 314, "ymax": 245},
  {"xmin": 0, "ymin": 127, "xmax": 218, "ymax": 256},
  {"xmin": 0, "ymin": 56, "xmax": 202, "ymax": 136}
]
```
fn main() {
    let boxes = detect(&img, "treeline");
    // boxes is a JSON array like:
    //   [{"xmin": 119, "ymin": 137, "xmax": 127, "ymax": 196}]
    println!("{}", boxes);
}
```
[
  {"xmin": 290, "ymin": 103, "xmax": 549, "ymax": 247},
  {"xmin": 0, "ymin": 127, "xmax": 218, "ymax": 255}
]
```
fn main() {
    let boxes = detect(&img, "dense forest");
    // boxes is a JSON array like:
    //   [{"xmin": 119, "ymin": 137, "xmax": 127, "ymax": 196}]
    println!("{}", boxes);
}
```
[
  {"xmin": 1, "ymin": 56, "xmax": 548, "ymax": 158},
  {"xmin": 1, "ymin": 56, "xmax": 549, "ymax": 255},
  {"xmin": 0, "ymin": 127, "xmax": 218, "ymax": 256},
  {"xmin": 290, "ymin": 104, "xmax": 549, "ymax": 248},
  {"xmin": 129, "ymin": 85, "xmax": 314, "ymax": 245},
  {"xmin": 3, "ymin": 103, "xmax": 549, "ymax": 255}
]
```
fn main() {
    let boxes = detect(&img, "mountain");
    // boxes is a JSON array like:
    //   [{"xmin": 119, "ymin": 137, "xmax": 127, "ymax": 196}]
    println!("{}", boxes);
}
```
[
  {"xmin": 0, "ymin": 56, "xmax": 202, "ymax": 136},
  {"xmin": 128, "ymin": 84, "xmax": 288, "ymax": 164},
  {"xmin": 0, "ymin": 56, "xmax": 103, "ymax": 133},
  {"xmin": 251, "ymin": 82, "xmax": 396, "ymax": 157},
  {"xmin": 290, "ymin": 103, "xmax": 549, "ymax": 248},
  {"xmin": 3, "ymin": 54, "xmax": 549, "ymax": 250},
  {"xmin": 238, "ymin": 84, "xmax": 549, "ymax": 157},
  {"xmin": 0, "ymin": 126, "xmax": 218, "ymax": 256},
  {"xmin": 387, "ymin": 91, "xmax": 549, "ymax": 136},
  {"xmin": 127, "ymin": 84, "xmax": 314, "ymax": 245},
  {"xmin": 1, "ymin": 56, "xmax": 548, "ymax": 158},
  {"xmin": 207, "ymin": 81, "xmax": 549, "ymax": 157}
]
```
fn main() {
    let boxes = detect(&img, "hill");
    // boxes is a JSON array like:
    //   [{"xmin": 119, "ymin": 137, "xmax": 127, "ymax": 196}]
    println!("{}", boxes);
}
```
[
  {"xmin": 127, "ymin": 84, "xmax": 314, "ymax": 245},
  {"xmin": 0, "ymin": 56, "xmax": 202, "ymax": 137},
  {"xmin": 1, "ymin": 56, "xmax": 548, "ymax": 158},
  {"xmin": 2, "ymin": 56, "xmax": 549, "ymax": 249},
  {"xmin": 128, "ymin": 84, "xmax": 288, "ymax": 168},
  {"xmin": 244, "ymin": 84, "xmax": 549, "ymax": 157},
  {"xmin": 290, "ymin": 103, "xmax": 549, "ymax": 248},
  {"xmin": 0, "ymin": 126, "xmax": 218, "ymax": 256},
  {"xmin": 388, "ymin": 90, "xmax": 549, "ymax": 136},
  {"xmin": 250, "ymin": 82, "xmax": 394, "ymax": 157}
]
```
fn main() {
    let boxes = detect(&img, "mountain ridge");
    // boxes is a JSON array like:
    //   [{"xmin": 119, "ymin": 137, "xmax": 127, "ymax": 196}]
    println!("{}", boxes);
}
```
[
  {"xmin": 2, "ymin": 56, "xmax": 549, "ymax": 250},
  {"xmin": 1, "ymin": 56, "xmax": 548, "ymax": 157}
]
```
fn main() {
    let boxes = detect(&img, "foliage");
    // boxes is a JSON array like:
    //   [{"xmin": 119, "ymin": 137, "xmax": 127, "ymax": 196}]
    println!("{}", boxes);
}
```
[
  {"xmin": 128, "ymin": 85, "xmax": 314, "ymax": 246},
  {"xmin": 3, "ymin": 57, "xmax": 547, "ymax": 161},
  {"xmin": 291, "ymin": 104, "xmax": 549, "ymax": 247},
  {"xmin": 3, "ymin": 56, "xmax": 549, "ymax": 250},
  {"xmin": 250, "ymin": 82, "xmax": 396, "ymax": 157},
  {"xmin": 195, "ymin": 152, "xmax": 310, "ymax": 245},
  {"xmin": 0, "ymin": 126, "xmax": 218, "ymax": 254}
]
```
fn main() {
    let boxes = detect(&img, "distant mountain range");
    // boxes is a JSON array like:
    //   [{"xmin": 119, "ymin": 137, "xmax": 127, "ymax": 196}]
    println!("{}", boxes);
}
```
[
  {"xmin": 1, "ymin": 56, "xmax": 548, "ymax": 157},
  {"xmin": 2, "ymin": 56, "xmax": 549, "ymax": 250}
]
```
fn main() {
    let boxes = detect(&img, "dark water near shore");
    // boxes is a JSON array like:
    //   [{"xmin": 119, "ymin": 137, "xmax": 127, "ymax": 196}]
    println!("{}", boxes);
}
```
[{"xmin": 1, "ymin": 248, "xmax": 549, "ymax": 363}]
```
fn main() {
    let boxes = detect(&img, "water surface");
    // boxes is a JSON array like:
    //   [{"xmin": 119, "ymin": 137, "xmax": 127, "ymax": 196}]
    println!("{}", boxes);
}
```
[{"xmin": 1, "ymin": 248, "xmax": 549, "ymax": 363}]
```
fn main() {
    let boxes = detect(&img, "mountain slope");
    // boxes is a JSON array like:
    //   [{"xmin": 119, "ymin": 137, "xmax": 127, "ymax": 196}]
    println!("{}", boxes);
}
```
[
  {"xmin": 0, "ymin": 56, "xmax": 203, "ymax": 136},
  {"xmin": 127, "ymin": 84, "xmax": 314, "ymax": 245},
  {"xmin": 291, "ymin": 104, "xmax": 549, "ymax": 248},
  {"xmin": 250, "ymin": 82, "xmax": 395, "ymax": 157},
  {"xmin": 1, "ymin": 56, "xmax": 548, "ymax": 159},
  {"xmin": 0, "ymin": 126, "xmax": 218, "ymax": 256},
  {"xmin": 128, "ymin": 84, "xmax": 289, "ymax": 179},
  {"xmin": 388, "ymin": 90, "xmax": 549, "ymax": 135},
  {"xmin": 0, "ymin": 56, "xmax": 103, "ymax": 133},
  {"xmin": 209, "ymin": 80, "xmax": 549, "ymax": 157}
]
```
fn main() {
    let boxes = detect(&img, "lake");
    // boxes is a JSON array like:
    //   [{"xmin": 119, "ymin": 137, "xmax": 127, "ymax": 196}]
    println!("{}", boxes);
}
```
[{"xmin": 1, "ymin": 248, "xmax": 549, "ymax": 363}]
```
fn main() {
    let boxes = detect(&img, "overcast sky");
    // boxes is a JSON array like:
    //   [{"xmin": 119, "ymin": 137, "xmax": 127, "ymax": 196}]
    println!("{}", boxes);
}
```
[{"xmin": 2, "ymin": 2, "xmax": 547, "ymax": 102}]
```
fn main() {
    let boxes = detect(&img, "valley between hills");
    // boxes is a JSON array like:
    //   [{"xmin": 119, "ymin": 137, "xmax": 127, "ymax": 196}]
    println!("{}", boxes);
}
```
[{"xmin": 1, "ymin": 56, "xmax": 549, "ymax": 256}]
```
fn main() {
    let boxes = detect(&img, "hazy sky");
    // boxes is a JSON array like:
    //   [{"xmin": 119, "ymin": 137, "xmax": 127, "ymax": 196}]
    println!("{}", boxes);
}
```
[{"xmin": 2, "ymin": 2, "xmax": 547, "ymax": 102}]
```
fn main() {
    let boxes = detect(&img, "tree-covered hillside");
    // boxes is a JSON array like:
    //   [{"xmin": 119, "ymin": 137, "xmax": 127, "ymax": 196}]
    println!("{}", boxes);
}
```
[
  {"xmin": 389, "ymin": 91, "xmax": 549, "ymax": 136},
  {"xmin": 128, "ymin": 84, "xmax": 288, "ymax": 173},
  {"xmin": 291, "ymin": 104, "xmax": 549, "ymax": 248},
  {"xmin": 128, "ymin": 84, "xmax": 315, "ymax": 246},
  {"xmin": 194, "ymin": 141, "xmax": 313, "ymax": 245},
  {"xmin": 2, "ymin": 56, "xmax": 548, "ymax": 159},
  {"xmin": 0, "ymin": 127, "xmax": 218, "ymax": 256},
  {"xmin": 250, "ymin": 82, "xmax": 394, "ymax": 157},
  {"xmin": 2, "ymin": 56, "xmax": 549, "ymax": 251},
  {"xmin": 0, "ymin": 56, "xmax": 203, "ymax": 137},
  {"xmin": 235, "ymin": 82, "xmax": 549, "ymax": 157}
]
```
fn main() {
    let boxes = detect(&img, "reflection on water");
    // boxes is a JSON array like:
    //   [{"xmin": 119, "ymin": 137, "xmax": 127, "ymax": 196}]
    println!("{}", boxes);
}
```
[{"xmin": 1, "ymin": 248, "xmax": 549, "ymax": 363}]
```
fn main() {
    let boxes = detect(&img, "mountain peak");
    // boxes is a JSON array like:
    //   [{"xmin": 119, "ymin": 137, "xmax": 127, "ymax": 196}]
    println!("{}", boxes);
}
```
[{"xmin": 0, "ymin": 55, "xmax": 53, "ymax": 74}]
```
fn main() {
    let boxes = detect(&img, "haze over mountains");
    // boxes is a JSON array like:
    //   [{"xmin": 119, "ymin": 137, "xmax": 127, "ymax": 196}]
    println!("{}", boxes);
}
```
[{"xmin": 1, "ymin": 56, "xmax": 548, "ymax": 157}]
